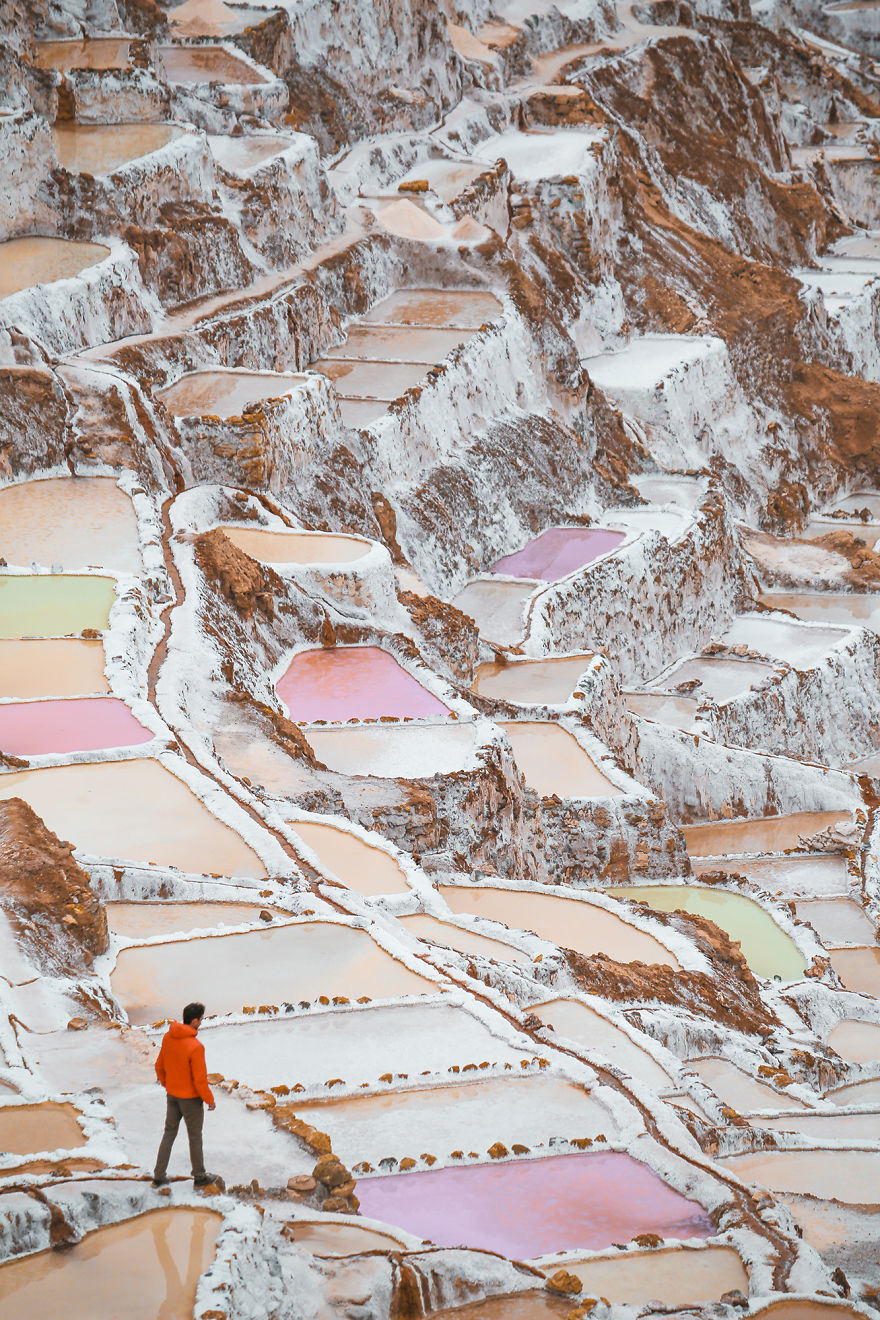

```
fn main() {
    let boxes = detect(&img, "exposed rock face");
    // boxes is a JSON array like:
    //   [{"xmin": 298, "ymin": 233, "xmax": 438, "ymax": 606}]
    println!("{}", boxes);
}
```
[{"xmin": 0, "ymin": 798, "xmax": 107, "ymax": 973}]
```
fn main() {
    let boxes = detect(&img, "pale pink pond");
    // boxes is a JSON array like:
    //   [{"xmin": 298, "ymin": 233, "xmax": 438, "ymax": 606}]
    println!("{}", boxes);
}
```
[
  {"xmin": 277, "ymin": 646, "xmax": 449, "ymax": 722},
  {"xmin": 356, "ymin": 1152, "xmax": 712, "ymax": 1257},
  {"xmin": 489, "ymin": 527, "xmax": 625, "ymax": 581},
  {"xmin": 0, "ymin": 698, "xmax": 152, "ymax": 756}
]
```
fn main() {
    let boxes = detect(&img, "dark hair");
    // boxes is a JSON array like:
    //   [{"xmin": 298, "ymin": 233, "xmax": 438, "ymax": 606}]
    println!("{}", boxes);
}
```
[{"xmin": 183, "ymin": 1002, "xmax": 205, "ymax": 1025}]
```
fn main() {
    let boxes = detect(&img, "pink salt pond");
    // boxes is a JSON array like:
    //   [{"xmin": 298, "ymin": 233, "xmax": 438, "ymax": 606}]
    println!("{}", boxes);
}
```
[
  {"xmin": 490, "ymin": 527, "xmax": 626, "ymax": 581},
  {"xmin": 0, "ymin": 697, "xmax": 152, "ymax": 756},
  {"xmin": 356, "ymin": 1152, "xmax": 712, "ymax": 1258},
  {"xmin": 277, "ymin": 646, "xmax": 449, "ymax": 722}
]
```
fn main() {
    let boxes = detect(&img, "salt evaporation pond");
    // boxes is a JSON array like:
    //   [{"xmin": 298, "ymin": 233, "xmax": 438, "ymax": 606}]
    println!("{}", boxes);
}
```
[
  {"xmin": 831, "ymin": 947, "xmax": 880, "ymax": 995},
  {"xmin": 0, "ymin": 760, "xmax": 266, "ymax": 877},
  {"xmin": 0, "ymin": 1208, "xmax": 220, "ymax": 1320},
  {"xmin": 692, "ymin": 853, "xmax": 850, "ymax": 899},
  {"xmin": 365, "ymin": 288, "xmax": 502, "ymax": 328},
  {"xmin": 0, "ymin": 639, "xmax": 108, "ymax": 698},
  {"xmin": 796, "ymin": 898, "xmax": 875, "ymax": 945},
  {"xmin": 688, "ymin": 1057, "xmax": 806, "ymax": 1112},
  {"xmin": 200, "ymin": 1002, "xmax": 529, "ymax": 1090},
  {"xmin": 501, "ymin": 722, "xmax": 621, "ymax": 798},
  {"xmin": 804, "ymin": 516, "xmax": 880, "ymax": 549},
  {"xmin": 532, "ymin": 998, "xmax": 672, "ymax": 1089},
  {"xmin": 400, "ymin": 913, "xmax": 531, "ymax": 964},
  {"xmin": 52, "ymin": 123, "xmax": 183, "ymax": 174},
  {"xmin": 221, "ymin": 526, "xmax": 370, "ymax": 565},
  {"xmin": 720, "ymin": 1149, "xmax": 880, "ymax": 1203},
  {"xmin": 556, "ymin": 1244, "xmax": 748, "ymax": 1306},
  {"xmin": 649, "ymin": 655, "xmax": 774, "ymax": 703},
  {"xmin": 428, "ymin": 1297, "xmax": 570, "ymax": 1320},
  {"xmin": 112, "ymin": 921, "xmax": 434, "ymax": 1023},
  {"xmin": 311, "ymin": 356, "xmax": 429, "ymax": 401},
  {"xmin": 357, "ymin": 1151, "xmax": 712, "ymax": 1256},
  {"xmin": 209, "ymin": 134, "xmax": 295, "ymax": 170},
  {"xmin": 278, "ymin": 646, "xmax": 450, "ymax": 722},
  {"xmin": 106, "ymin": 902, "xmax": 271, "ymax": 938},
  {"xmin": 489, "ymin": 526, "xmax": 625, "ymax": 580},
  {"xmin": 289, "ymin": 820, "xmax": 409, "ymax": 894},
  {"xmin": 32, "ymin": 37, "xmax": 132, "ymax": 70},
  {"xmin": 288, "ymin": 1075, "xmax": 614, "ymax": 1166},
  {"xmin": 683, "ymin": 811, "xmax": 851, "ymax": 856},
  {"xmin": 760, "ymin": 591, "xmax": 880, "ymax": 634},
  {"xmin": 834, "ymin": 491, "xmax": 880, "ymax": 517},
  {"xmin": 723, "ymin": 614, "xmax": 849, "ymax": 667},
  {"xmin": 328, "ymin": 323, "xmax": 471, "ymax": 362},
  {"xmin": 757, "ymin": 1112, "xmax": 880, "ymax": 1140},
  {"xmin": 829, "ymin": 1078, "xmax": 880, "ymax": 1105},
  {"xmin": 608, "ymin": 885, "xmax": 806, "ymax": 979},
  {"xmin": 471, "ymin": 655, "xmax": 592, "ymax": 705},
  {"xmin": 624, "ymin": 692, "xmax": 700, "ymax": 732},
  {"xmin": 826, "ymin": 1019, "xmax": 880, "ymax": 1063},
  {"xmin": 0, "ymin": 237, "xmax": 111, "ymax": 300},
  {"xmin": 450, "ymin": 579, "xmax": 534, "ymax": 645},
  {"xmin": 0, "ymin": 697, "xmax": 151, "ymax": 756},
  {"xmin": 157, "ymin": 369, "xmax": 305, "ymax": 417},
  {"xmin": 0, "ymin": 1101, "xmax": 84, "ymax": 1155},
  {"xmin": 0, "ymin": 575, "xmax": 116, "ymax": 638},
  {"xmin": 282, "ymin": 1221, "xmax": 408, "ymax": 1255},
  {"xmin": 439, "ymin": 886, "xmax": 679, "ymax": 967},
  {"xmin": 159, "ymin": 44, "xmax": 270, "ymax": 84},
  {"xmin": 306, "ymin": 722, "xmax": 478, "ymax": 778}
]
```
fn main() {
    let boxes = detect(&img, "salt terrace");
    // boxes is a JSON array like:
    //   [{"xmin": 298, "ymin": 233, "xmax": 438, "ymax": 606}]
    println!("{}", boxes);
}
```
[{"xmin": 4, "ymin": 0, "xmax": 880, "ymax": 1317}]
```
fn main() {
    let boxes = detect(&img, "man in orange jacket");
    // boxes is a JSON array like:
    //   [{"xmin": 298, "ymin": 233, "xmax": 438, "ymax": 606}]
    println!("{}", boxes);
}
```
[{"xmin": 152, "ymin": 1001, "xmax": 220, "ymax": 1187}]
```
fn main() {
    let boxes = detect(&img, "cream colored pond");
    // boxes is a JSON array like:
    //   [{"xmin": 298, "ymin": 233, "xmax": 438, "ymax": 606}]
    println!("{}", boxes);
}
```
[
  {"xmin": 159, "ymin": 44, "xmax": 270, "ymax": 84},
  {"xmin": 689, "ymin": 1056, "xmax": 805, "ymax": 1112},
  {"xmin": 649, "ymin": 655, "xmax": 774, "ymax": 702},
  {"xmin": 719, "ymin": 1149, "xmax": 880, "ymax": 1202},
  {"xmin": 0, "ymin": 237, "xmax": 111, "ymax": 299},
  {"xmin": 106, "ymin": 902, "xmax": 272, "ymax": 938},
  {"xmin": 471, "ymin": 655, "xmax": 592, "ymax": 705},
  {"xmin": 112, "ymin": 921, "xmax": 435, "ymax": 1023},
  {"xmin": 757, "ymin": 1112, "xmax": 880, "ymax": 1140},
  {"xmin": 609, "ymin": 885, "xmax": 806, "ymax": 979},
  {"xmin": 329, "ymin": 323, "xmax": 471, "ymax": 363},
  {"xmin": 0, "ymin": 639, "xmax": 108, "ymax": 698},
  {"xmin": 287, "ymin": 1074, "xmax": 614, "ymax": 1166},
  {"xmin": 828, "ymin": 1077, "xmax": 880, "ymax": 1106},
  {"xmin": 209, "ymin": 134, "xmax": 294, "ymax": 170},
  {"xmin": 0, "ymin": 574, "xmax": 116, "ymax": 637},
  {"xmin": 52, "ymin": 124, "xmax": 183, "ymax": 175},
  {"xmin": 0, "ymin": 761, "xmax": 266, "ymax": 878},
  {"xmin": 831, "ymin": 947, "xmax": 880, "ymax": 995},
  {"xmin": 365, "ymin": 288, "xmax": 502, "ymax": 328},
  {"xmin": 826, "ymin": 1018, "xmax": 880, "ymax": 1062},
  {"xmin": 0, "ymin": 1102, "xmax": 84, "ymax": 1155},
  {"xmin": 532, "ymin": 998, "xmax": 672, "ymax": 1090},
  {"xmin": 683, "ymin": 811, "xmax": 851, "ymax": 857},
  {"xmin": 796, "ymin": 898, "xmax": 874, "ymax": 945},
  {"xmin": 157, "ymin": 369, "xmax": 305, "ymax": 417},
  {"xmin": 0, "ymin": 1208, "xmax": 220, "ymax": 1320},
  {"xmin": 624, "ymin": 692, "xmax": 701, "ymax": 732},
  {"xmin": 427, "ymin": 1297, "xmax": 570, "ymax": 1320},
  {"xmin": 33, "ymin": 38, "xmax": 131, "ymax": 71},
  {"xmin": 692, "ymin": 854, "xmax": 850, "ymax": 898},
  {"xmin": 311, "ymin": 357, "xmax": 427, "ymax": 400},
  {"xmin": 554, "ymin": 1244, "xmax": 748, "ymax": 1306},
  {"xmin": 283, "ymin": 1220, "xmax": 408, "ymax": 1255},
  {"xmin": 451, "ymin": 579, "xmax": 533, "ymax": 646},
  {"xmin": 438, "ymin": 886, "xmax": 679, "ymax": 967},
  {"xmin": 760, "ymin": 591, "xmax": 880, "ymax": 634},
  {"xmin": 306, "ymin": 723, "xmax": 479, "ymax": 778},
  {"xmin": 221, "ymin": 526, "xmax": 370, "ymax": 565},
  {"xmin": 289, "ymin": 820, "xmax": 409, "ymax": 895},
  {"xmin": 400, "ymin": 913, "xmax": 531, "ymax": 964},
  {"xmin": 501, "ymin": 722, "xmax": 621, "ymax": 798},
  {"xmin": 0, "ymin": 478, "xmax": 141, "ymax": 572}
]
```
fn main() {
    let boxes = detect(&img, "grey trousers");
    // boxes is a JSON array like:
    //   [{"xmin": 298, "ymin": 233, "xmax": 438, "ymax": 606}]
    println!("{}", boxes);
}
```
[{"xmin": 154, "ymin": 1095, "xmax": 206, "ymax": 1179}]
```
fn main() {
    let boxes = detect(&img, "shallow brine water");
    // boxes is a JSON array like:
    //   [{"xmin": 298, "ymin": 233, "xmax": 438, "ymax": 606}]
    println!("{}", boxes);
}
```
[
  {"xmin": 282, "ymin": 1220, "xmax": 408, "ymax": 1256},
  {"xmin": 532, "ymin": 998, "xmax": 672, "ymax": 1090},
  {"xmin": 683, "ymin": 811, "xmax": 851, "ymax": 857},
  {"xmin": 556, "ymin": 1244, "xmax": 748, "ymax": 1305},
  {"xmin": 691, "ymin": 853, "xmax": 850, "ymax": 898},
  {"xmin": 648, "ymin": 655, "xmax": 774, "ymax": 703},
  {"xmin": 796, "ymin": 898, "xmax": 875, "ymax": 946},
  {"xmin": 0, "ymin": 1208, "xmax": 220, "ymax": 1320},
  {"xmin": 221, "ymin": 526, "xmax": 370, "ymax": 565},
  {"xmin": 687, "ymin": 1057, "xmax": 806, "ymax": 1112},
  {"xmin": 0, "ymin": 760, "xmax": 266, "ymax": 878},
  {"xmin": 158, "ymin": 44, "xmax": 270, "ymax": 83},
  {"xmin": 756, "ymin": 1111, "xmax": 880, "ymax": 1140},
  {"xmin": 0, "ymin": 475, "xmax": 141, "ymax": 571},
  {"xmin": 289, "ymin": 820, "xmax": 410, "ymax": 894},
  {"xmin": 399, "ymin": 913, "xmax": 531, "ymax": 964},
  {"xmin": 310, "ymin": 357, "xmax": 427, "ymax": 400},
  {"xmin": 722, "ymin": 614, "xmax": 849, "ymax": 667},
  {"xmin": 278, "ymin": 646, "xmax": 449, "ymax": 722},
  {"xmin": 0, "ymin": 639, "xmax": 108, "ymax": 698},
  {"xmin": 32, "ymin": 38, "xmax": 132, "ymax": 71},
  {"xmin": 608, "ymin": 884, "xmax": 806, "ymax": 979},
  {"xmin": 327, "ymin": 323, "xmax": 471, "ymax": 363},
  {"xmin": 501, "ymin": 721, "xmax": 622, "ymax": 798},
  {"xmin": 826, "ymin": 1018, "xmax": 880, "ymax": 1063},
  {"xmin": 0, "ymin": 575, "xmax": 116, "ymax": 638},
  {"xmin": 208, "ymin": 133, "xmax": 294, "ymax": 170},
  {"xmin": 305, "ymin": 722, "xmax": 477, "ymax": 778},
  {"xmin": 830, "ymin": 946, "xmax": 880, "ymax": 995},
  {"xmin": 356, "ymin": 1151, "xmax": 712, "ymax": 1257},
  {"xmin": 0, "ymin": 237, "xmax": 111, "ymax": 299},
  {"xmin": 0, "ymin": 697, "xmax": 152, "ymax": 756},
  {"xmin": 364, "ymin": 288, "xmax": 502, "ymax": 328},
  {"xmin": 759, "ymin": 591, "xmax": 880, "ymax": 634},
  {"xmin": 489, "ymin": 527, "xmax": 625, "ymax": 581},
  {"xmin": 112, "ymin": 920, "xmax": 434, "ymax": 1023},
  {"xmin": 52, "ymin": 123, "xmax": 183, "ymax": 175},
  {"xmin": 157, "ymin": 369, "xmax": 305, "ymax": 417},
  {"xmin": 471, "ymin": 655, "xmax": 592, "ymax": 705},
  {"xmin": 719, "ymin": 1149, "xmax": 880, "ymax": 1202},
  {"xmin": 624, "ymin": 691, "xmax": 701, "ymax": 732},
  {"xmin": 828, "ymin": 1077, "xmax": 880, "ymax": 1106},
  {"xmin": 106, "ymin": 902, "xmax": 272, "ymax": 938},
  {"xmin": 438, "ymin": 886, "xmax": 679, "ymax": 967},
  {"xmin": 450, "ymin": 579, "xmax": 534, "ymax": 646},
  {"xmin": 0, "ymin": 1101, "xmax": 84, "ymax": 1155}
]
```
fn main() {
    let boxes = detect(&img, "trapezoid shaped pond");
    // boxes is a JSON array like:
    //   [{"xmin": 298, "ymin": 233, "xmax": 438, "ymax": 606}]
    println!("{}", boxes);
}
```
[
  {"xmin": 220, "ymin": 526, "xmax": 370, "ymax": 566},
  {"xmin": 198, "ymin": 1001, "xmax": 529, "ymax": 1090},
  {"xmin": 208, "ymin": 133, "xmax": 295, "ymax": 170},
  {"xmin": 553, "ymin": 1244, "xmax": 748, "ymax": 1306},
  {"xmin": 489, "ymin": 527, "xmax": 625, "ymax": 581},
  {"xmin": 288, "ymin": 820, "xmax": 409, "ymax": 894},
  {"xmin": 278, "ymin": 647, "xmax": 449, "ymax": 723},
  {"xmin": 112, "ymin": 921, "xmax": 434, "ymax": 1023},
  {"xmin": 427, "ymin": 1296, "xmax": 570, "ymax": 1320},
  {"xmin": 450, "ymin": 579, "xmax": 533, "ymax": 646},
  {"xmin": 826, "ymin": 1018, "xmax": 880, "ymax": 1063},
  {"xmin": 326, "ymin": 324, "xmax": 472, "ymax": 363},
  {"xmin": 683, "ymin": 812, "xmax": 853, "ymax": 857},
  {"xmin": 106, "ymin": 901, "xmax": 273, "ymax": 938},
  {"xmin": 438, "ymin": 886, "xmax": 679, "ymax": 968},
  {"xmin": 158, "ymin": 44, "xmax": 270, "ymax": 84},
  {"xmin": 0, "ymin": 697, "xmax": 152, "ymax": 756},
  {"xmin": 0, "ymin": 1101, "xmax": 84, "ymax": 1156},
  {"xmin": 723, "ymin": 614, "xmax": 850, "ymax": 667},
  {"xmin": 0, "ymin": 237, "xmax": 111, "ymax": 300},
  {"xmin": 285, "ymin": 1074, "xmax": 615, "ymax": 1167},
  {"xmin": 471, "ymin": 655, "xmax": 593, "ymax": 705},
  {"xmin": 531, "ymin": 998, "xmax": 672, "ymax": 1090},
  {"xmin": 156, "ymin": 369, "xmax": 305, "ymax": 418},
  {"xmin": 755, "ymin": 1111, "xmax": 880, "ymax": 1140},
  {"xmin": 399, "ymin": 913, "xmax": 531, "ymax": 964},
  {"xmin": 0, "ymin": 760, "xmax": 266, "ymax": 878},
  {"xmin": 32, "ymin": 38, "xmax": 132, "ymax": 71},
  {"xmin": 0, "ymin": 575, "xmax": 116, "ymax": 638},
  {"xmin": 760, "ymin": 592, "xmax": 880, "ymax": 634},
  {"xmin": 796, "ymin": 898, "xmax": 875, "ymax": 946},
  {"xmin": 624, "ymin": 692, "xmax": 700, "ymax": 733},
  {"xmin": 828, "ymin": 1077, "xmax": 880, "ymax": 1106},
  {"xmin": 719, "ymin": 1150, "xmax": 880, "ymax": 1204},
  {"xmin": 364, "ymin": 289, "xmax": 502, "ymax": 328},
  {"xmin": 52, "ymin": 123, "xmax": 183, "ymax": 175},
  {"xmin": 501, "ymin": 722, "xmax": 622, "ymax": 799},
  {"xmin": 0, "ymin": 639, "xmax": 108, "ymax": 698},
  {"xmin": 692, "ymin": 853, "xmax": 850, "ymax": 898},
  {"xmin": 282, "ymin": 1220, "xmax": 408, "ymax": 1256},
  {"xmin": 305, "ymin": 722, "xmax": 479, "ymax": 777},
  {"xmin": 608, "ymin": 885, "xmax": 806, "ymax": 980},
  {"xmin": 0, "ymin": 1208, "xmax": 220, "ymax": 1320},
  {"xmin": 687, "ymin": 1057, "xmax": 806, "ymax": 1112},
  {"xmin": 310, "ymin": 357, "xmax": 427, "ymax": 401},
  {"xmin": 356, "ymin": 1151, "xmax": 712, "ymax": 1257},
  {"xmin": 830, "ymin": 946, "xmax": 880, "ymax": 995},
  {"xmin": 648, "ymin": 655, "xmax": 774, "ymax": 703}
]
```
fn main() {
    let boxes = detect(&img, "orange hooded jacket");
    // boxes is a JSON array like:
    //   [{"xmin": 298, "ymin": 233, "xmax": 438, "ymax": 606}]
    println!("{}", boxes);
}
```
[{"xmin": 155, "ymin": 1022, "xmax": 215, "ymax": 1105}]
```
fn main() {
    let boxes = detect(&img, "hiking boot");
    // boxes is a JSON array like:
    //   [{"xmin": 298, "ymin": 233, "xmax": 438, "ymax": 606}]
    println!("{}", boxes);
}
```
[
  {"xmin": 193, "ymin": 1172, "xmax": 223, "ymax": 1188},
  {"xmin": 151, "ymin": 1175, "xmax": 169, "ymax": 1187}
]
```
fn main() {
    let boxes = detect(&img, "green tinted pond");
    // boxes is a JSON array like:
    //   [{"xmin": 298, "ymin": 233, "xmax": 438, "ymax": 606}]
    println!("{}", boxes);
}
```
[
  {"xmin": 608, "ymin": 884, "xmax": 807, "ymax": 980},
  {"xmin": 0, "ymin": 575, "xmax": 116, "ymax": 638}
]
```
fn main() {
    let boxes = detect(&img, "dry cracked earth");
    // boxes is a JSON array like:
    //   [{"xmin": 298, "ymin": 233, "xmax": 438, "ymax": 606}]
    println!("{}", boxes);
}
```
[{"xmin": 3, "ymin": 0, "xmax": 880, "ymax": 1316}]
